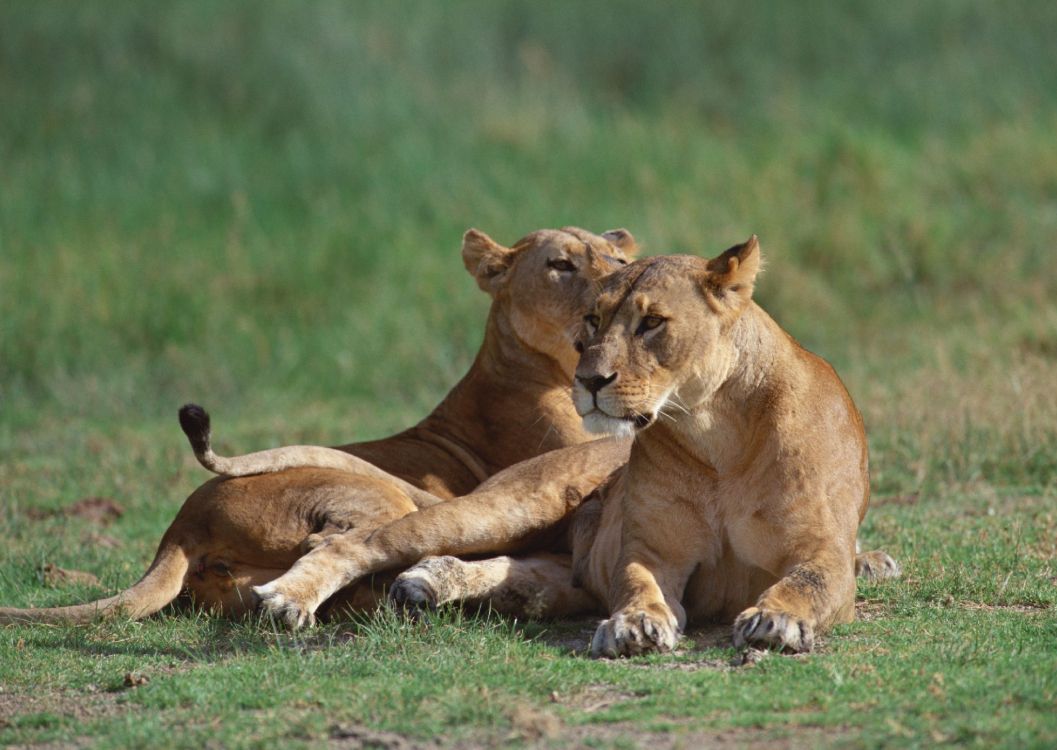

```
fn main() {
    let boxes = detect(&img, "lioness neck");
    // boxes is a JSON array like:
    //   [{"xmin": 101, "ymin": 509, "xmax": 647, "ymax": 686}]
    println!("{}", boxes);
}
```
[
  {"xmin": 416, "ymin": 306, "xmax": 594, "ymax": 474},
  {"xmin": 651, "ymin": 304, "xmax": 790, "ymax": 476}
]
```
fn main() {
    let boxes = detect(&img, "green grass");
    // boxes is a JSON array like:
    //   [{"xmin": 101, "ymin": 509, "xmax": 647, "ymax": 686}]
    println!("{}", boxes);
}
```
[{"xmin": 2, "ymin": 1, "xmax": 1056, "ymax": 747}]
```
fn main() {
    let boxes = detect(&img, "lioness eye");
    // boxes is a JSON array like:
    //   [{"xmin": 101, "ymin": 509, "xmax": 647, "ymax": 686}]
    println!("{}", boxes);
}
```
[
  {"xmin": 636, "ymin": 315, "xmax": 665, "ymax": 335},
  {"xmin": 584, "ymin": 314, "xmax": 600, "ymax": 331},
  {"xmin": 547, "ymin": 258, "xmax": 576, "ymax": 273}
]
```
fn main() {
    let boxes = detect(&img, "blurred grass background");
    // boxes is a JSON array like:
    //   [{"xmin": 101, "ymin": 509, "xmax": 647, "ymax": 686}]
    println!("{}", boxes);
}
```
[
  {"xmin": 2, "ymin": 3, "xmax": 1056, "ymax": 746},
  {"xmin": 2, "ymin": 1, "xmax": 1056, "ymax": 499}
]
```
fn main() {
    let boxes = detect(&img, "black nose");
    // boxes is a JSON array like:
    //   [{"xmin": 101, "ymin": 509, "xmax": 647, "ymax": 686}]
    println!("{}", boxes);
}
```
[{"xmin": 576, "ymin": 373, "xmax": 616, "ymax": 395}]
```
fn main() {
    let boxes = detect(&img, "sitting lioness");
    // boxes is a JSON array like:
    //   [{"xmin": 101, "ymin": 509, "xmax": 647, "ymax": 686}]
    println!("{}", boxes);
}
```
[
  {"xmin": 236, "ymin": 237, "xmax": 897, "ymax": 645},
  {"xmin": 572, "ymin": 237, "xmax": 869, "ymax": 654},
  {"xmin": 0, "ymin": 227, "xmax": 636, "ymax": 624}
]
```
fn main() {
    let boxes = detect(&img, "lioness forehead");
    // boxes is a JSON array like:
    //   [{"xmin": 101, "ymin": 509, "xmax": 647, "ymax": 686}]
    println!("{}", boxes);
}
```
[
  {"xmin": 595, "ymin": 255, "xmax": 703, "ymax": 310},
  {"xmin": 514, "ymin": 227, "xmax": 620, "ymax": 255}
]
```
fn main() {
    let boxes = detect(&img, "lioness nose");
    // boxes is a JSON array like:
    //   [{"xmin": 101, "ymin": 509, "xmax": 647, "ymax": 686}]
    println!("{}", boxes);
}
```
[{"xmin": 576, "ymin": 373, "xmax": 616, "ymax": 394}]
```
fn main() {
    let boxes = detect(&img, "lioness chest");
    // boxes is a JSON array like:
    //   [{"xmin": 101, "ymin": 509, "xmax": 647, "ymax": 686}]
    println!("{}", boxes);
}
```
[{"xmin": 626, "ymin": 435, "xmax": 798, "ymax": 622}]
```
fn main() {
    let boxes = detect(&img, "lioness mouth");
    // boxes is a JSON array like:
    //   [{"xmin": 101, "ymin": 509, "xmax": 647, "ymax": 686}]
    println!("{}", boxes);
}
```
[
  {"xmin": 607, "ymin": 411, "xmax": 655, "ymax": 429},
  {"xmin": 632, "ymin": 413, "xmax": 654, "ymax": 429}
]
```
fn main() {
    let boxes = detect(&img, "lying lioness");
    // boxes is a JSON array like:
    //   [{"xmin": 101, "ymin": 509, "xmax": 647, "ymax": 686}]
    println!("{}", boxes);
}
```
[
  {"xmin": 237, "ymin": 238, "xmax": 898, "ymax": 644},
  {"xmin": 186, "ymin": 225, "xmax": 639, "ymax": 500},
  {"xmin": 0, "ymin": 227, "xmax": 636, "ymax": 624}
]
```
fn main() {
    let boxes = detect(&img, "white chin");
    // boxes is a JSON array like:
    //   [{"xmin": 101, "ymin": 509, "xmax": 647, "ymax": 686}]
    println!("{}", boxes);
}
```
[{"xmin": 581, "ymin": 412, "xmax": 636, "ymax": 438}]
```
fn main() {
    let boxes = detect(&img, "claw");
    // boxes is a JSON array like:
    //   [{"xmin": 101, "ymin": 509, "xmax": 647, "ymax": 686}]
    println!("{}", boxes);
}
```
[{"xmin": 733, "ymin": 608, "xmax": 813, "ymax": 653}]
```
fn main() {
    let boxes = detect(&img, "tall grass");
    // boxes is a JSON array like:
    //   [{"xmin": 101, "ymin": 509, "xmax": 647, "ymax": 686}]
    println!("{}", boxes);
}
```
[{"xmin": 1, "ymin": 1, "xmax": 1055, "ymax": 486}]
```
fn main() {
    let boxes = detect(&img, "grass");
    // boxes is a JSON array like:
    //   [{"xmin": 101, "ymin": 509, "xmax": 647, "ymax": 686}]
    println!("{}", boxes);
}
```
[{"xmin": 1, "ymin": 1, "xmax": 1056, "ymax": 747}]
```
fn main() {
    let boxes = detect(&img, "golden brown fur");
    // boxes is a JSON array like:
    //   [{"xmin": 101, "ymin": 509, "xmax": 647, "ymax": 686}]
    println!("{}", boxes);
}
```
[
  {"xmin": 0, "ymin": 227, "xmax": 637, "ymax": 625},
  {"xmin": 569, "ymin": 239, "xmax": 871, "ymax": 654},
  {"xmin": 248, "ymin": 238, "xmax": 898, "ymax": 642},
  {"xmin": 187, "ymin": 226, "xmax": 641, "ymax": 498}
]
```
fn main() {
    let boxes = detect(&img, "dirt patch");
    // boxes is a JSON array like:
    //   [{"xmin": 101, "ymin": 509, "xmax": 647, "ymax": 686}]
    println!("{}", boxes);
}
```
[
  {"xmin": 546, "ymin": 721, "xmax": 851, "ymax": 749},
  {"xmin": 0, "ymin": 687, "xmax": 130, "ymax": 727},
  {"xmin": 40, "ymin": 564, "xmax": 100, "ymax": 588},
  {"xmin": 683, "ymin": 624, "xmax": 734, "ymax": 652},
  {"xmin": 329, "ymin": 723, "xmax": 440, "ymax": 749},
  {"xmin": 855, "ymin": 600, "xmax": 889, "ymax": 621},
  {"xmin": 559, "ymin": 684, "xmax": 641, "ymax": 714},
  {"xmin": 25, "ymin": 497, "xmax": 124, "ymax": 525},
  {"xmin": 537, "ymin": 621, "xmax": 597, "ymax": 654},
  {"xmin": 508, "ymin": 702, "xmax": 562, "ymax": 741},
  {"xmin": 957, "ymin": 601, "xmax": 1050, "ymax": 613}
]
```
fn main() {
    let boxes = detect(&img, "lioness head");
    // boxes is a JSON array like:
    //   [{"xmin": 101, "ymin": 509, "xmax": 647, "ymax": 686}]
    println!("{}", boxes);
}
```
[
  {"xmin": 462, "ymin": 227, "xmax": 639, "ymax": 375},
  {"xmin": 572, "ymin": 236, "xmax": 762, "ymax": 436}
]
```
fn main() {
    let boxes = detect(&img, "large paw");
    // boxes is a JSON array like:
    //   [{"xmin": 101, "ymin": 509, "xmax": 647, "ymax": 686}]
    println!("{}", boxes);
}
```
[
  {"xmin": 855, "ymin": 550, "xmax": 902, "ymax": 581},
  {"xmin": 732, "ymin": 607, "xmax": 813, "ymax": 653},
  {"xmin": 590, "ymin": 608, "xmax": 679, "ymax": 659},
  {"xmin": 388, "ymin": 556, "xmax": 465, "ymax": 614},
  {"xmin": 253, "ymin": 581, "xmax": 317, "ymax": 630}
]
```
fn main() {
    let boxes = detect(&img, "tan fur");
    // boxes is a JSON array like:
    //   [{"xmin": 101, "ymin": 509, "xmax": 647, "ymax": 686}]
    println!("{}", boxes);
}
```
[
  {"xmin": 0, "ymin": 227, "xmax": 636, "ymax": 625},
  {"xmin": 572, "ymin": 238, "xmax": 873, "ymax": 655},
  {"xmin": 252, "ymin": 436, "xmax": 630, "ymax": 625},
  {"xmin": 190, "ymin": 226, "xmax": 639, "ymax": 497},
  {"xmin": 250, "ymin": 239, "xmax": 896, "ymax": 636}
]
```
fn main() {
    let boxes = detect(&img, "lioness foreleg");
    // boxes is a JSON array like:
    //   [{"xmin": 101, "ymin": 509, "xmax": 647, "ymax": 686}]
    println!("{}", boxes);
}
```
[
  {"xmin": 253, "ymin": 487, "xmax": 583, "ymax": 628},
  {"xmin": 254, "ymin": 440, "xmax": 627, "ymax": 629},
  {"xmin": 589, "ymin": 492, "xmax": 707, "ymax": 658},
  {"xmin": 732, "ymin": 548, "xmax": 855, "ymax": 654}
]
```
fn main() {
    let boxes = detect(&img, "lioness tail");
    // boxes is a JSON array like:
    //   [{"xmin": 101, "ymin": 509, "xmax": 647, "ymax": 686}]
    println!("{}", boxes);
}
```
[
  {"xmin": 0, "ymin": 538, "xmax": 191, "ymax": 625},
  {"xmin": 176, "ymin": 404, "xmax": 442, "ymax": 506}
]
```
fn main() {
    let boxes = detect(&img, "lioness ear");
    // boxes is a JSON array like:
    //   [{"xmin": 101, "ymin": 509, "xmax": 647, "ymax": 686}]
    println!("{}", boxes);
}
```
[
  {"xmin": 462, "ymin": 228, "xmax": 515, "ymax": 295},
  {"xmin": 704, "ymin": 235, "xmax": 762, "ymax": 303},
  {"xmin": 601, "ymin": 228, "xmax": 639, "ymax": 259}
]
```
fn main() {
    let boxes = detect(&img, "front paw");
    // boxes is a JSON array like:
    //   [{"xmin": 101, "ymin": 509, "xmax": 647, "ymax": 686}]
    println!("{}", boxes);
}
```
[
  {"xmin": 590, "ymin": 607, "xmax": 679, "ymax": 659},
  {"xmin": 732, "ymin": 607, "xmax": 813, "ymax": 653},
  {"xmin": 855, "ymin": 550, "xmax": 902, "ymax": 581},
  {"xmin": 253, "ymin": 581, "xmax": 317, "ymax": 630}
]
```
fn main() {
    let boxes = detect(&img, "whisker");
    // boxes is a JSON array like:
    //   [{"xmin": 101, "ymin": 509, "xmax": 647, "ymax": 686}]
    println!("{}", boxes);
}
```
[
  {"xmin": 667, "ymin": 394, "xmax": 692, "ymax": 416},
  {"xmin": 537, "ymin": 420, "xmax": 558, "ymax": 451}
]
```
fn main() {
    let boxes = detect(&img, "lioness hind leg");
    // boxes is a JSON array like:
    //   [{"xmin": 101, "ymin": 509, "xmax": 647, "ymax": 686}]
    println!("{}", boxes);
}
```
[
  {"xmin": 389, "ymin": 553, "xmax": 601, "ymax": 619},
  {"xmin": 855, "ymin": 550, "xmax": 902, "ymax": 580}
]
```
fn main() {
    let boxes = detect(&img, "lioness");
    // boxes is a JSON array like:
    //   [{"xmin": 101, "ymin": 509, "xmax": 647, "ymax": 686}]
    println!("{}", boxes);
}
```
[
  {"xmin": 0, "ymin": 227, "xmax": 635, "ymax": 624},
  {"xmin": 239, "ymin": 238, "xmax": 898, "ymax": 641},
  {"xmin": 573, "ymin": 238, "xmax": 870, "ymax": 654}
]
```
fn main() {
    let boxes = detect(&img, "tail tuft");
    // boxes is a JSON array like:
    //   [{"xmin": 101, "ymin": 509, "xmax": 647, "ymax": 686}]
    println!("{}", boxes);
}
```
[{"xmin": 178, "ymin": 403, "xmax": 211, "ymax": 455}]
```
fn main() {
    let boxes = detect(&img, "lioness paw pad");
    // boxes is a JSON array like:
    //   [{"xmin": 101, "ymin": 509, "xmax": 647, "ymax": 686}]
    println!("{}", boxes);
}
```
[
  {"xmin": 590, "ymin": 609, "xmax": 679, "ymax": 659},
  {"xmin": 732, "ymin": 607, "xmax": 813, "ymax": 653}
]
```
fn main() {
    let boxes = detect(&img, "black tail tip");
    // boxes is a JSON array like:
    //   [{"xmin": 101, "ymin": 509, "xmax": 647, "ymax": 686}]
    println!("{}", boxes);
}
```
[{"xmin": 178, "ymin": 403, "xmax": 211, "ymax": 453}]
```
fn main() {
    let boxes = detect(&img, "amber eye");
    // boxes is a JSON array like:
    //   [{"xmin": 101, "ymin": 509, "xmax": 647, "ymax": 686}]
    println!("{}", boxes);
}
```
[
  {"xmin": 635, "ymin": 315, "xmax": 665, "ymax": 335},
  {"xmin": 584, "ymin": 313, "xmax": 600, "ymax": 331},
  {"xmin": 547, "ymin": 258, "xmax": 576, "ymax": 273}
]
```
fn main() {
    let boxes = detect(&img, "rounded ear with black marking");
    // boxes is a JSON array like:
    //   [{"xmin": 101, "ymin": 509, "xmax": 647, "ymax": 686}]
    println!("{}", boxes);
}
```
[
  {"xmin": 462, "ymin": 229, "xmax": 515, "ymax": 295},
  {"xmin": 704, "ymin": 234, "xmax": 762, "ymax": 304},
  {"xmin": 601, "ymin": 228, "xmax": 639, "ymax": 259}
]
